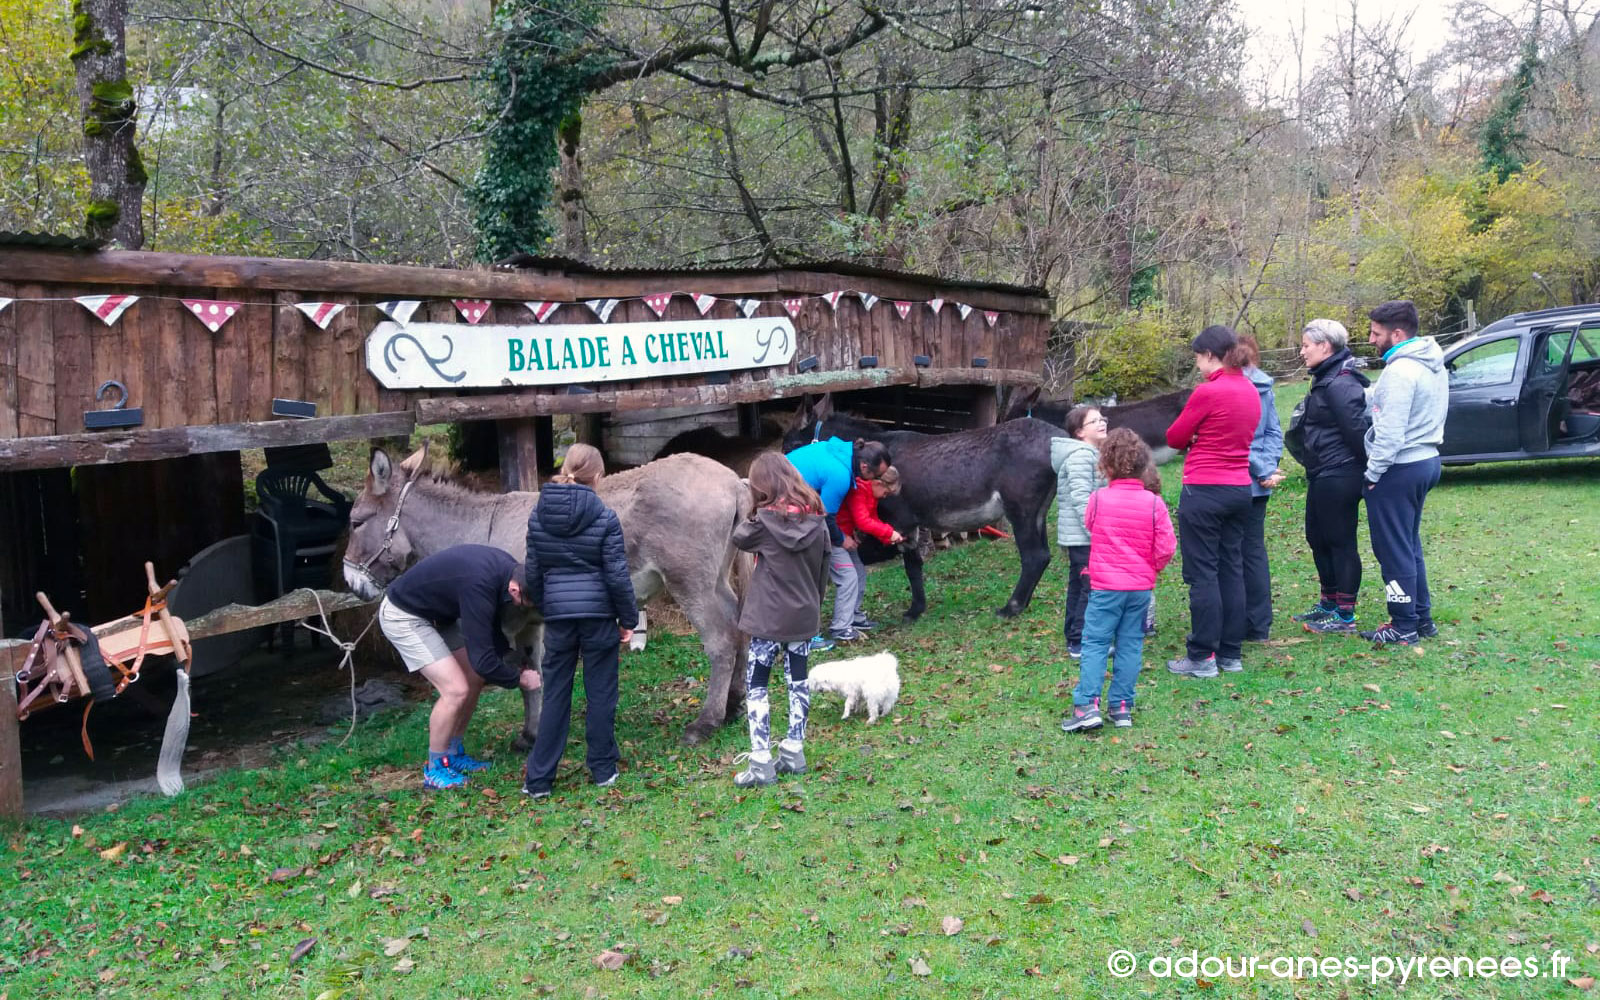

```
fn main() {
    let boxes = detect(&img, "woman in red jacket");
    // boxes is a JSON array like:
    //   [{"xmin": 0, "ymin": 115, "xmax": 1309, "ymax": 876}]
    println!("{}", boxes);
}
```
[
  {"xmin": 835, "ymin": 466, "xmax": 904, "ymax": 634},
  {"xmin": 1164, "ymin": 325, "xmax": 1261, "ymax": 678}
]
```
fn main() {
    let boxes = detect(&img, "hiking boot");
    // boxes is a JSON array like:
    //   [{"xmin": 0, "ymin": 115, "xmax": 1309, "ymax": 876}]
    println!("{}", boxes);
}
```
[
  {"xmin": 1108, "ymin": 700, "xmax": 1134, "ymax": 728},
  {"xmin": 1303, "ymin": 612, "xmax": 1358, "ymax": 635},
  {"xmin": 1067, "ymin": 641, "xmax": 1082, "ymax": 659},
  {"xmin": 1292, "ymin": 603, "xmax": 1337, "ymax": 624},
  {"xmin": 733, "ymin": 753, "xmax": 778, "ymax": 788},
  {"xmin": 1217, "ymin": 657, "xmax": 1244, "ymax": 673},
  {"xmin": 828, "ymin": 626, "xmax": 863, "ymax": 642},
  {"xmin": 775, "ymin": 743, "xmax": 807, "ymax": 775},
  {"xmin": 807, "ymin": 634, "xmax": 836, "ymax": 654},
  {"xmin": 1061, "ymin": 698, "xmax": 1103, "ymax": 732},
  {"xmin": 522, "ymin": 785, "xmax": 551, "ymax": 800},
  {"xmin": 851, "ymin": 617, "xmax": 878, "ymax": 632},
  {"xmin": 1359, "ymin": 622, "xmax": 1420, "ymax": 647},
  {"xmin": 1166, "ymin": 655, "xmax": 1219, "ymax": 679},
  {"xmin": 1416, "ymin": 620, "xmax": 1439, "ymax": 639},
  {"xmin": 441, "ymin": 752, "xmax": 490, "ymax": 773},
  {"xmin": 423, "ymin": 761, "xmax": 467, "ymax": 790}
]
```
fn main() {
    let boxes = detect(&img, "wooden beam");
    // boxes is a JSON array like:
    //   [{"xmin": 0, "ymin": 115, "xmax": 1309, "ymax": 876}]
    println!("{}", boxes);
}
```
[
  {"xmin": 416, "ymin": 368, "xmax": 923, "ymax": 424},
  {"xmin": 914, "ymin": 366, "xmax": 1041, "ymax": 388},
  {"xmin": 0, "ymin": 651, "xmax": 20, "ymax": 820},
  {"xmin": 0, "ymin": 410, "xmax": 415, "ymax": 472}
]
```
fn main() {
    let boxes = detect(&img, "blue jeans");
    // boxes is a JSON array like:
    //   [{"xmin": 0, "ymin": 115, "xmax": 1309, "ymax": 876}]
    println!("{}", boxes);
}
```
[{"xmin": 1073, "ymin": 589, "xmax": 1152, "ymax": 708}]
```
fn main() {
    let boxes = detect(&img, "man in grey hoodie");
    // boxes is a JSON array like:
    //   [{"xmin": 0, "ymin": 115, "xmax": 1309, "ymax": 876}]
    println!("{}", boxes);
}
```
[{"xmin": 1361, "ymin": 300, "xmax": 1448, "ymax": 646}]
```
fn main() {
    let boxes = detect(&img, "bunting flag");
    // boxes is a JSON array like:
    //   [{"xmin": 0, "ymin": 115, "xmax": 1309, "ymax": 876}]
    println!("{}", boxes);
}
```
[
  {"xmin": 692, "ymin": 293, "xmax": 718, "ymax": 316},
  {"xmin": 928, "ymin": 298, "xmax": 945, "ymax": 315},
  {"xmin": 643, "ymin": 292, "xmax": 673, "ymax": 318},
  {"xmin": 984, "ymin": 310, "xmax": 999, "ymax": 328},
  {"xmin": 823, "ymin": 291, "xmax": 844, "ymax": 311},
  {"xmin": 376, "ymin": 300, "xmax": 421, "ymax": 325},
  {"xmin": 0, "ymin": 297, "xmax": 11, "ymax": 315},
  {"xmin": 295, "ymin": 301, "xmax": 345, "ymax": 330},
  {"xmin": 182, "ymin": 299, "xmax": 243, "ymax": 333},
  {"xmin": 956, "ymin": 303, "xmax": 973, "ymax": 321},
  {"xmin": 586, "ymin": 298, "xmax": 620, "ymax": 323},
  {"xmin": 737, "ymin": 298, "xmax": 762, "ymax": 318},
  {"xmin": 524, "ymin": 301, "xmax": 560, "ymax": 323},
  {"xmin": 782, "ymin": 298, "xmax": 805, "ymax": 319},
  {"xmin": 893, "ymin": 300, "xmax": 912, "ymax": 320},
  {"xmin": 76, "ymin": 294, "xmax": 139, "ymax": 326},
  {"xmin": 855, "ymin": 291, "xmax": 879, "ymax": 311},
  {"xmin": 454, "ymin": 299, "xmax": 492, "ymax": 324}
]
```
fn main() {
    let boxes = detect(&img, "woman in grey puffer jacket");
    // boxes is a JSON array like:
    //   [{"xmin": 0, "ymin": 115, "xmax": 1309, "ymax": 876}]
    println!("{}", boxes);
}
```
[{"xmin": 1051, "ymin": 405, "xmax": 1109, "ymax": 657}]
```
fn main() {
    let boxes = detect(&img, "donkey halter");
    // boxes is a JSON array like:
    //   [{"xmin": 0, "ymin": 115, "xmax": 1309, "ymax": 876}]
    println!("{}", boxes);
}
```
[{"xmin": 358, "ymin": 476, "xmax": 417, "ymax": 571}]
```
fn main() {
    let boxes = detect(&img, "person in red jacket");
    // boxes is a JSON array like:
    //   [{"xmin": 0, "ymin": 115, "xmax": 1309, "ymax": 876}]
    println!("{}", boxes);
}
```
[
  {"xmin": 1061, "ymin": 429, "xmax": 1176, "ymax": 732},
  {"xmin": 834, "ymin": 466, "xmax": 905, "ymax": 632},
  {"xmin": 1164, "ymin": 324, "xmax": 1261, "ymax": 679}
]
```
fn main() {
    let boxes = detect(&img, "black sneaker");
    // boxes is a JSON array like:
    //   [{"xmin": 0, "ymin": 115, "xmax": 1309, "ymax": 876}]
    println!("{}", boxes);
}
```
[
  {"xmin": 1292, "ymin": 604, "xmax": 1337, "ymax": 624},
  {"xmin": 1303, "ymin": 612, "xmax": 1358, "ymax": 635},
  {"xmin": 851, "ymin": 618, "xmax": 878, "ymax": 632},
  {"xmin": 522, "ymin": 785, "xmax": 551, "ymax": 800},
  {"xmin": 1067, "ymin": 641, "xmax": 1082, "ymax": 659},
  {"xmin": 828, "ymin": 626, "xmax": 863, "ymax": 642},
  {"xmin": 1416, "ymin": 620, "xmax": 1438, "ymax": 639},
  {"xmin": 1359, "ymin": 622, "xmax": 1420, "ymax": 647},
  {"xmin": 1061, "ymin": 698, "xmax": 1103, "ymax": 732}
]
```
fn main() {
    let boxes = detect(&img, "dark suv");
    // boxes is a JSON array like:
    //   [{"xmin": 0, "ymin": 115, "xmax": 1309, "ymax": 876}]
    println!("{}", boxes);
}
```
[{"xmin": 1439, "ymin": 304, "xmax": 1600, "ymax": 464}]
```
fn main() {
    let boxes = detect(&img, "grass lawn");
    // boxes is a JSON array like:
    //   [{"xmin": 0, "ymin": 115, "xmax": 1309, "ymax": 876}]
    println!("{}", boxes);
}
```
[{"xmin": 5, "ymin": 383, "xmax": 1598, "ymax": 998}]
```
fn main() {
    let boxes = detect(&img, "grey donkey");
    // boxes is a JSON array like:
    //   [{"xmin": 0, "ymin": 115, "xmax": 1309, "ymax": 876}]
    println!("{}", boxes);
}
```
[{"xmin": 344, "ymin": 445, "xmax": 751, "ymax": 746}]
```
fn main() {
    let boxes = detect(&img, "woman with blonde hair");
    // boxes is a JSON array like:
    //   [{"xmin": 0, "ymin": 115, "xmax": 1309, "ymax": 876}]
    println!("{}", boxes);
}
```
[{"xmin": 522, "ymin": 443, "xmax": 639, "ymax": 798}]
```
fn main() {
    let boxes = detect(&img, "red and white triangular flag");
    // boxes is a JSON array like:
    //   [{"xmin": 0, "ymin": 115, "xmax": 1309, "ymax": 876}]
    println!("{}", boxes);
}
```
[
  {"xmin": 586, "ymin": 298, "xmax": 620, "ymax": 323},
  {"xmin": 182, "ymin": 298, "xmax": 242, "ymax": 333},
  {"xmin": 643, "ymin": 292, "xmax": 673, "ymax": 318},
  {"xmin": 823, "ymin": 291, "xmax": 844, "ymax": 311},
  {"xmin": 76, "ymin": 294, "xmax": 139, "ymax": 326},
  {"xmin": 376, "ymin": 300, "xmax": 421, "ymax": 325},
  {"xmin": 893, "ymin": 300, "xmax": 912, "ymax": 319},
  {"xmin": 782, "ymin": 298, "xmax": 805, "ymax": 319},
  {"xmin": 295, "ymin": 301, "xmax": 345, "ymax": 330},
  {"xmin": 692, "ymin": 293, "xmax": 718, "ymax": 316},
  {"xmin": 956, "ymin": 303, "xmax": 973, "ymax": 321},
  {"xmin": 984, "ymin": 310, "xmax": 999, "ymax": 328},
  {"xmin": 524, "ymin": 301, "xmax": 560, "ymax": 323},
  {"xmin": 856, "ymin": 291, "xmax": 879, "ymax": 311},
  {"xmin": 0, "ymin": 297, "xmax": 11, "ymax": 315},
  {"xmin": 454, "ymin": 299, "xmax": 492, "ymax": 324},
  {"xmin": 737, "ymin": 298, "xmax": 761, "ymax": 318},
  {"xmin": 928, "ymin": 298, "xmax": 945, "ymax": 315}
]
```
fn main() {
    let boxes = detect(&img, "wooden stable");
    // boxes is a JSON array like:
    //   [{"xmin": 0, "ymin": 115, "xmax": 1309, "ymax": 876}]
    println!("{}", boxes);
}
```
[{"xmin": 0, "ymin": 243, "xmax": 1050, "ymax": 816}]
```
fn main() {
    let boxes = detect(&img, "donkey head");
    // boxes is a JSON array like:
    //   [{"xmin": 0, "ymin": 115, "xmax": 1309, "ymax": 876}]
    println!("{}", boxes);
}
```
[
  {"xmin": 342, "ymin": 443, "xmax": 429, "ymax": 599},
  {"xmin": 779, "ymin": 393, "xmax": 836, "ymax": 453}
]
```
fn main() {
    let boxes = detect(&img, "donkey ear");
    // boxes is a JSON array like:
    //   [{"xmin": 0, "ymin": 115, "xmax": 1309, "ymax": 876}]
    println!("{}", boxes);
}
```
[
  {"xmin": 369, "ymin": 449, "xmax": 393, "ymax": 496},
  {"xmin": 813, "ymin": 393, "xmax": 835, "ymax": 421},
  {"xmin": 398, "ymin": 443, "xmax": 429, "ymax": 478}
]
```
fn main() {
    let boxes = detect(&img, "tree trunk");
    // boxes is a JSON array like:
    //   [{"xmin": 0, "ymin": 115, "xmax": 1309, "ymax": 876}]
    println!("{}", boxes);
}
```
[
  {"xmin": 557, "ymin": 111, "xmax": 587, "ymax": 258},
  {"xmin": 72, "ymin": 0, "xmax": 145, "ymax": 247}
]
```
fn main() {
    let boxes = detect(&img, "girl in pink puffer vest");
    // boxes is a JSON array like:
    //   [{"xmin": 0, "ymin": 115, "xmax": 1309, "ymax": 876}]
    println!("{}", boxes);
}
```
[{"xmin": 1062, "ymin": 429, "xmax": 1177, "ymax": 733}]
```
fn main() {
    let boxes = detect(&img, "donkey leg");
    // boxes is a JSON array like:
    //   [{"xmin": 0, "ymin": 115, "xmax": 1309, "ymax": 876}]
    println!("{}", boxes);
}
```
[
  {"xmin": 997, "ymin": 499, "xmax": 1052, "ymax": 618},
  {"xmin": 512, "ymin": 624, "xmax": 546, "ymax": 752},
  {"xmin": 900, "ymin": 544, "xmax": 928, "ymax": 623},
  {"xmin": 630, "ymin": 609, "xmax": 649, "ymax": 652},
  {"xmin": 680, "ymin": 583, "xmax": 743, "ymax": 746}
]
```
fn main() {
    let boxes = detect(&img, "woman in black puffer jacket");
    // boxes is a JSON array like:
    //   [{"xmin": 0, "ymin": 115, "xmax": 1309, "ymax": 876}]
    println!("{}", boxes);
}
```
[
  {"xmin": 522, "ymin": 444, "xmax": 639, "ymax": 798},
  {"xmin": 1285, "ymin": 319, "xmax": 1371, "ymax": 633}
]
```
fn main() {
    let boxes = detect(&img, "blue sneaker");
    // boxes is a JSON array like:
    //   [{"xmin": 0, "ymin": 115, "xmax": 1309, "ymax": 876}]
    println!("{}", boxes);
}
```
[
  {"xmin": 423, "ymin": 761, "xmax": 467, "ymax": 790},
  {"xmin": 441, "ymin": 752, "xmax": 490, "ymax": 773},
  {"xmin": 807, "ymin": 634, "xmax": 835, "ymax": 653}
]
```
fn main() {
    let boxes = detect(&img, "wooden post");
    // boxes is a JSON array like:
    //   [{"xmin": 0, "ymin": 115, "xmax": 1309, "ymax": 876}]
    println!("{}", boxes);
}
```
[
  {"xmin": 497, "ymin": 418, "xmax": 541, "ymax": 492},
  {"xmin": 971, "ymin": 387, "xmax": 999, "ymax": 428},
  {"xmin": 534, "ymin": 415, "xmax": 555, "ymax": 476},
  {"xmin": 0, "ymin": 599, "xmax": 20, "ymax": 820}
]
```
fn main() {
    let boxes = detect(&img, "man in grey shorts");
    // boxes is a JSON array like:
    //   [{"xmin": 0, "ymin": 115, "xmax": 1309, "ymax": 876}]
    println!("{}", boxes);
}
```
[{"xmin": 378, "ymin": 544, "xmax": 542, "ymax": 790}]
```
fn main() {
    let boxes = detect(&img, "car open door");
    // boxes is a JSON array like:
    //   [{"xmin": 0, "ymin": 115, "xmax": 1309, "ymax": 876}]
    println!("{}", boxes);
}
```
[
  {"xmin": 1442, "ymin": 335, "xmax": 1523, "ymax": 457},
  {"xmin": 1519, "ymin": 326, "xmax": 1579, "ymax": 453}
]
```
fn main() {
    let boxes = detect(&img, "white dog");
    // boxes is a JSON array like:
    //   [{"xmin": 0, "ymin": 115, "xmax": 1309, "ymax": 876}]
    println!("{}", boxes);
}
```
[{"xmin": 807, "ymin": 652, "xmax": 900, "ymax": 723}]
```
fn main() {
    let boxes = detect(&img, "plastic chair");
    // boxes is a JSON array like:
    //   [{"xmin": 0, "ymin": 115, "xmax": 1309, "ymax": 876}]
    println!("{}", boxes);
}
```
[{"xmin": 250, "ymin": 468, "xmax": 351, "ymax": 650}]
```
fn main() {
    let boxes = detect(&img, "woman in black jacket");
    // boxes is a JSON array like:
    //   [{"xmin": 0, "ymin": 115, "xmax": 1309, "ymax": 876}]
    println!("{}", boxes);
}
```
[
  {"xmin": 522, "ymin": 444, "xmax": 639, "ymax": 798},
  {"xmin": 1285, "ymin": 319, "xmax": 1372, "ymax": 633}
]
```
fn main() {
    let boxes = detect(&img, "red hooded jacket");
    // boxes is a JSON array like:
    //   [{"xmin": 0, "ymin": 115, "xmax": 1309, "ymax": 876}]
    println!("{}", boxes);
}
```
[{"xmin": 837, "ymin": 477, "xmax": 897, "ymax": 545}]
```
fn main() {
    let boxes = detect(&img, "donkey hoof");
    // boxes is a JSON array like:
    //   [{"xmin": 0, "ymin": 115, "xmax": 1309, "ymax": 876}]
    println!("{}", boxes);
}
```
[
  {"xmin": 900, "ymin": 611, "xmax": 922, "ymax": 625},
  {"xmin": 994, "ymin": 603, "xmax": 1024, "ymax": 619},
  {"xmin": 680, "ymin": 726, "xmax": 712, "ymax": 747},
  {"xmin": 511, "ymin": 731, "xmax": 535, "ymax": 753}
]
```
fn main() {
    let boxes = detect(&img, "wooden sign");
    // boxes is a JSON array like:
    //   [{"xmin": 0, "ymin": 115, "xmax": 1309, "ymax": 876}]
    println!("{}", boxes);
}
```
[{"xmin": 366, "ymin": 317, "xmax": 798, "ymax": 389}]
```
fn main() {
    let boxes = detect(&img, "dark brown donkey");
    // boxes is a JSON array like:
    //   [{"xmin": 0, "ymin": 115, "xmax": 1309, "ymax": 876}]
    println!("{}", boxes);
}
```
[{"xmin": 343, "ymin": 446, "xmax": 750, "ymax": 746}]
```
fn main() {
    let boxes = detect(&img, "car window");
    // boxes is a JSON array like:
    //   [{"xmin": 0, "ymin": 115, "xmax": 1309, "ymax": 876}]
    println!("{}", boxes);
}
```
[
  {"xmin": 1447, "ymin": 337, "xmax": 1519, "ymax": 387},
  {"xmin": 1540, "ymin": 331, "xmax": 1575, "ymax": 372},
  {"xmin": 1573, "ymin": 327, "xmax": 1600, "ymax": 364}
]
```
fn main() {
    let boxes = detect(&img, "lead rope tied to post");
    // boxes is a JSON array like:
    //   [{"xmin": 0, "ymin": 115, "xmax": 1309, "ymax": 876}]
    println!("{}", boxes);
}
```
[{"xmin": 293, "ymin": 588, "xmax": 379, "ymax": 747}]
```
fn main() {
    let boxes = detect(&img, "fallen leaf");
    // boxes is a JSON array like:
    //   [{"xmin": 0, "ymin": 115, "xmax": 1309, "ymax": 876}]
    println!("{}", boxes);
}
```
[
  {"xmin": 987, "ymin": 663, "xmax": 1006, "ymax": 673},
  {"xmin": 910, "ymin": 957, "xmax": 932, "ymax": 976},
  {"xmin": 393, "ymin": 957, "xmax": 415, "ymax": 974},
  {"xmin": 940, "ymin": 916, "xmax": 964, "ymax": 936},
  {"xmin": 239, "ymin": 845, "xmax": 253, "ymax": 856},
  {"xmin": 290, "ymin": 938, "xmax": 317, "ymax": 963},
  {"xmin": 1439, "ymin": 730, "xmax": 1457, "ymax": 739},
  {"xmin": 384, "ymin": 938, "xmax": 409, "ymax": 957},
  {"xmin": 1404, "ymin": 876, "xmax": 1424, "ymax": 887},
  {"xmin": 983, "ymin": 935, "xmax": 1002, "ymax": 946},
  {"xmin": 368, "ymin": 885, "xmax": 399, "ymax": 899},
  {"xmin": 98, "ymin": 968, "xmax": 115, "ymax": 983},
  {"xmin": 1024, "ymin": 966, "xmax": 1042, "ymax": 976},
  {"xmin": 1026, "ymin": 894, "xmax": 1051, "ymax": 905},
  {"xmin": 1343, "ymin": 887, "xmax": 1362, "ymax": 902},
  {"xmin": 1569, "ymin": 976, "xmax": 1594, "ymax": 991},
  {"xmin": 71, "ymin": 825, "xmax": 84, "ymax": 838},
  {"xmin": 1492, "ymin": 872, "xmax": 1516, "ymax": 883},
  {"xmin": 1493, "ymin": 812, "xmax": 1509, "ymax": 820},
  {"xmin": 1301, "ymin": 919, "xmax": 1317, "ymax": 937},
  {"xmin": 1363, "ymin": 683, "xmax": 1381, "ymax": 693},
  {"xmin": 1097, "ymin": 836, "xmax": 1114, "ymax": 848},
  {"xmin": 662, "ymin": 896, "xmax": 683, "ymax": 905},
  {"xmin": 346, "ymin": 880, "xmax": 362, "ymax": 899},
  {"xmin": 1529, "ymin": 889, "xmax": 1554, "ymax": 904},
  {"xmin": 1056, "ymin": 855, "xmax": 1080, "ymax": 866},
  {"xmin": 594, "ymin": 949, "xmax": 628, "ymax": 971},
  {"xmin": 268, "ymin": 866, "xmax": 303, "ymax": 883},
  {"xmin": 98, "ymin": 842, "xmax": 127, "ymax": 861},
  {"xmin": 1409, "ymin": 805, "xmax": 1431, "ymax": 814}
]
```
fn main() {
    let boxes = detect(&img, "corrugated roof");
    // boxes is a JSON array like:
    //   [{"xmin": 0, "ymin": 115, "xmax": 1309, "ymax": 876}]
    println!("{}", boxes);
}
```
[
  {"xmin": 496, "ymin": 252, "xmax": 1049, "ymax": 299},
  {"xmin": 0, "ymin": 230, "xmax": 105, "ymax": 251}
]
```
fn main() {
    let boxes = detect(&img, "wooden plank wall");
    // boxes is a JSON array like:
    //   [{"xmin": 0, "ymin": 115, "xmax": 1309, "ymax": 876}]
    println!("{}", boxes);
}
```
[{"xmin": 0, "ymin": 255, "xmax": 1049, "ymax": 444}]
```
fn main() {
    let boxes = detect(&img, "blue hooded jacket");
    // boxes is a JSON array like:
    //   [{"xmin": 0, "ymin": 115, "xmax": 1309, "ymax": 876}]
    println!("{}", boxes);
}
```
[
  {"xmin": 1245, "ymin": 365, "xmax": 1284, "ymax": 497},
  {"xmin": 785, "ymin": 436, "xmax": 855, "ymax": 514}
]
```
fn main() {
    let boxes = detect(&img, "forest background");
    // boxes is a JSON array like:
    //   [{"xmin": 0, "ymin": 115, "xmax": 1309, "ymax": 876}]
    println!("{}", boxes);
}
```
[{"xmin": 3, "ymin": 0, "xmax": 1598, "ymax": 397}]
